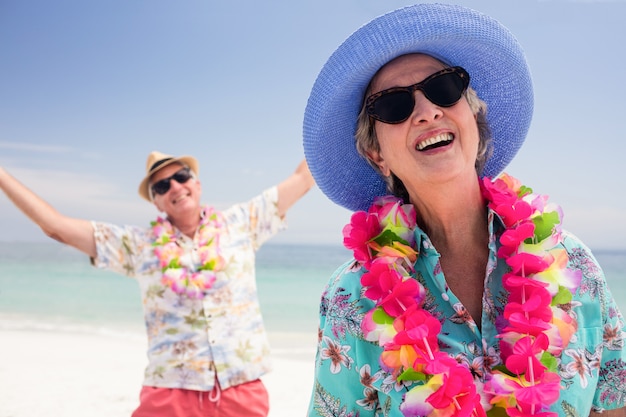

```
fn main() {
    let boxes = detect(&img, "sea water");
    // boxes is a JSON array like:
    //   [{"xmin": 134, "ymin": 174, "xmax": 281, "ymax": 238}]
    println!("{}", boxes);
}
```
[
  {"xmin": 0, "ymin": 242, "xmax": 350, "ymax": 337},
  {"xmin": 0, "ymin": 242, "xmax": 624, "ymax": 337}
]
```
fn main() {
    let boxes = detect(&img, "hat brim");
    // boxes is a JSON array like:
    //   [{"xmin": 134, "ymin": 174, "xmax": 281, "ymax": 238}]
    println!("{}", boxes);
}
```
[
  {"xmin": 303, "ymin": 3, "xmax": 533, "ymax": 212},
  {"xmin": 138, "ymin": 155, "xmax": 199, "ymax": 202}
]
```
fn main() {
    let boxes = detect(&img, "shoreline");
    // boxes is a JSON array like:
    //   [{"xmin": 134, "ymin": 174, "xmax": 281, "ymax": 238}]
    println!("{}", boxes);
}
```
[{"xmin": 0, "ymin": 327, "xmax": 316, "ymax": 417}]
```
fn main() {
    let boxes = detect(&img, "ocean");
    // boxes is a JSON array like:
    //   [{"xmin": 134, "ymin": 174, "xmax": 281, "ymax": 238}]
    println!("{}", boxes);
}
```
[
  {"xmin": 0, "ymin": 242, "xmax": 625, "ymax": 339},
  {"xmin": 0, "ymin": 242, "xmax": 351, "ymax": 338}
]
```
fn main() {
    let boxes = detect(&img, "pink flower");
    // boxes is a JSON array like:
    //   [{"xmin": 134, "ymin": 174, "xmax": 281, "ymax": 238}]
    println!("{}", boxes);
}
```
[
  {"xmin": 388, "ymin": 306, "xmax": 447, "ymax": 374},
  {"xmin": 544, "ymin": 307, "xmax": 577, "ymax": 356},
  {"xmin": 482, "ymin": 177, "xmax": 534, "ymax": 227},
  {"xmin": 362, "ymin": 307, "xmax": 396, "ymax": 345},
  {"xmin": 498, "ymin": 222, "xmax": 535, "ymax": 257},
  {"xmin": 421, "ymin": 351, "xmax": 460, "ymax": 376},
  {"xmin": 487, "ymin": 371, "xmax": 560, "ymax": 417},
  {"xmin": 393, "ymin": 306, "xmax": 442, "ymax": 353},
  {"xmin": 369, "ymin": 196, "xmax": 418, "ymax": 247},
  {"xmin": 498, "ymin": 173, "xmax": 525, "ymax": 195},
  {"xmin": 192, "ymin": 271, "xmax": 216, "ymax": 290},
  {"xmin": 503, "ymin": 309, "xmax": 551, "ymax": 336},
  {"xmin": 154, "ymin": 243, "xmax": 181, "ymax": 268},
  {"xmin": 369, "ymin": 195, "xmax": 405, "ymax": 212},
  {"xmin": 378, "ymin": 306, "xmax": 442, "ymax": 373},
  {"xmin": 532, "ymin": 248, "xmax": 582, "ymax": 297},
  {"xmin": 197, "ymin": 243, "xmax": 219, "ymax": 265},
  {"xmin": 343, "ymin": 211, "xmax": 381, "ymax": 265},
  {"xmin": 152, "ymin": 219, "xmax": 175, "ymax": 246},
  {"xmin": 163, "ymin": 268, "xmax": 188, "ymax": 295},
  {"xmin": 498, "ymin": 330, "xmax": 523, "ymax": 361},
  {"xmin": 506, "ymin": 252, "xmax": 552, "ymax": 276},
  {"xmin": 210, "ymin": 254, "xmax": 226, "ymax": 271},
  {"xmin": 502, "ymin": 273, "xmax": 550, "ymax": 292},
  {"xmin": 481, "ymin": 176, "xmax": 519, "ymax": 207},
  {"xmin": 160, "ymin": 274, "xmax": 175, "ymax": 289},
  {"xmin": 505, "ymin": 334, "xmax": 549, "ymax": 377},
  {"xmin": 185, "ymin": 283, "xmax": 205, "ymax": 299},
  {"xmin": 369, "ymin": 196, "xmax": 415, "ymax": 226},
  {"xmin": 379, "ymin": 278, "xmax": 420, "ymax": 317},
  {"xmin": 361, "ymin": 261, "xmax": 420, "ymax": 317},
  {"xmin": 512, "ymin": 372, "xmax": 561, "ymax": 415},
  {"xmin": 426, "ymin": 365, "xmax": 484, "ymax": 417},
  {"xmin": 496, "ymin": 200, "xmax": 534, "ymax": 228},
  {"xmin": 504, "ymin": 284, "xmax": 553, "ymax": 324}
]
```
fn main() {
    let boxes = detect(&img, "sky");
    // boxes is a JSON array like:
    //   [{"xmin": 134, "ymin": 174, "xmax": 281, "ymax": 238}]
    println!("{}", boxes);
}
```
[{"xmin": 1, "ymin": 0, "xmax": 625, "ymax": 250}]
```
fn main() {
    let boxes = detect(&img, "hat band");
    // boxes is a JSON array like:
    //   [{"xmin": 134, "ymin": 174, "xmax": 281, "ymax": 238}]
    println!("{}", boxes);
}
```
[{"xmin": 149, "ymin": 157, "xmax": 173, "ymax": 172}]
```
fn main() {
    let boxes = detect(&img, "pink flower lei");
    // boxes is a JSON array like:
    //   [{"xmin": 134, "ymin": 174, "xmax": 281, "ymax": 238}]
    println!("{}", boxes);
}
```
[
  {"xmin": 342, "ymin": 173, "xmax": 581, "ymax": 417},
  {"xmin": 151, "ymin": 206, "xmax": 226, "ymax": 299}
]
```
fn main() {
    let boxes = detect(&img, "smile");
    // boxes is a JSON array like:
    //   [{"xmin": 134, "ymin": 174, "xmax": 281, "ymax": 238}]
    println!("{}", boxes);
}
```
[
  {"xmin": 173, "ymin": 194, "xmax": 189, "ymax": 204},
  {"xmin": 416, "ymin": 133, "xmax": 453, "ymax": 151}
]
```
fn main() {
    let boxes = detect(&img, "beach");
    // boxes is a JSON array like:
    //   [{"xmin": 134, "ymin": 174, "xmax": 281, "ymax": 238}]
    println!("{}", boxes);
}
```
[
  {"xmin": 1, "ymin": 242, "xmax": 624, "ymax": 417},
  {"xmin": 0, "ymin": 242, "xmax": 345, "ymax": 417},
  {"xmin": 0, "ymin": 328, "xmax": 316, "ymax": 417}
]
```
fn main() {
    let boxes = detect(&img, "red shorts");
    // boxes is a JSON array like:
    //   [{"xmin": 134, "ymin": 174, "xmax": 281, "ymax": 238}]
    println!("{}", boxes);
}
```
[{"xmin": 131, "ymin": 379, "xmax": 269, "ymax": 417}]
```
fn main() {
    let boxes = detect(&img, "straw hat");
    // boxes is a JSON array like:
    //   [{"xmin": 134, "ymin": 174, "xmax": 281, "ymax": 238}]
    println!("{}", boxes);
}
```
[
  {"xmin": 303, "ymin": 3, "xmax": 533, "ymax": 212},
  {"xmin": 138, "ymin": 151, "xmax": 199, "ymax": 201}
]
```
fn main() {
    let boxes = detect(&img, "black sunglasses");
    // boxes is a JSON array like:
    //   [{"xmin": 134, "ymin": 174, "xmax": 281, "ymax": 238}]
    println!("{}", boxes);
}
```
[
  {"xmin": 151, "ymin": 167, "xmax": 193, "ymax": 197},
  {"xmin": 365, "ymin": 66, "xmax": 470, "ymax": 124}
]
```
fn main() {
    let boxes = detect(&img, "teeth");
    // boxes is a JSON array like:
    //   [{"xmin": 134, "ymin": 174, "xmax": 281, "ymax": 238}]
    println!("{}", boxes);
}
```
[{"xmin": 416, "ymin": 133, "xmax": 453, "ymax": 151}]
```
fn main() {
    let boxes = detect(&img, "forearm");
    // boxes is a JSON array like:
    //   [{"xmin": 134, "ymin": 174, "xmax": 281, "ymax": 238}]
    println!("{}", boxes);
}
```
[
  {"xmin": 0, "ymin": 167, "xmax": 96, "ymax": 257},
  {"xmin": 590, "ymin": 408, "xmax": 626, "ymax": 417},
  {"xmin": 0, "ymin": 167, "xmax": 59, "ymax": 230},
  {"xmin": 276, "ymin": 159, "xmax": 315, "ymax": 217}
]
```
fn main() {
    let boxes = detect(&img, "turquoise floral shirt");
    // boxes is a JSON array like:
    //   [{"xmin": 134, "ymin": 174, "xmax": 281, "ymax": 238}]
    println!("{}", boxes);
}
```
[
  {"xmin": 308, "ymin": 209, "xmax": 626, "ymax": 417},
  {"xmin": 92, "ymin": 187, "xmax": 285, "ymax": 391}
]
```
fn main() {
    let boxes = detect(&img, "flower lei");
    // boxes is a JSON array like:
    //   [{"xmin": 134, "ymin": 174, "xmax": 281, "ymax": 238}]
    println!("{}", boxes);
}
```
[
  {"xmin": 151, "ymin": 206, "xmax": 226, "ymax": 299},
  {"xmin": 342, "ymin": 173, "xmax": 581, "ymax": 417}
]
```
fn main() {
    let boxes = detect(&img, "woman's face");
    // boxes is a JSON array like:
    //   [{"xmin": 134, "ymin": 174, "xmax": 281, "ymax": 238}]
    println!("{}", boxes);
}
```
[{"xmin": 366, "ymin": 54, "xmax": 480, "ymax": 195}]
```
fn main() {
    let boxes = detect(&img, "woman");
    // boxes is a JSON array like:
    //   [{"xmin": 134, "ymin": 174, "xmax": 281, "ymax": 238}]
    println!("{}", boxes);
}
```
[{"xmin": 302, "ymin": 4, "xmax": 625, "ymax": 417}]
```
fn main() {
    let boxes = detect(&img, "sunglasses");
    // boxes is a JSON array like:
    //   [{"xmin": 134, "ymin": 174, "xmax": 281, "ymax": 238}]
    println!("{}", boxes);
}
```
[
  {"xmin": 365, "ymin": 66, "xmax": 470, "ymax": 124},
  {"xmin": 150, "ymin": 167, "xmax": 194, "ymax": 197}
]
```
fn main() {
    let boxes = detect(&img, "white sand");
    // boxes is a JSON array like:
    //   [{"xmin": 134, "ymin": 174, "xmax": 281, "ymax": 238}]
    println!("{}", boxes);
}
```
[{"xmin": 0, "ymin": 329, "xmax": 316, "ymax": 417}]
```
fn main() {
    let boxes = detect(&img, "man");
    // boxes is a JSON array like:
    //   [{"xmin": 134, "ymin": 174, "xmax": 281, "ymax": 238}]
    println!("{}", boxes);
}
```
[{"xmin": 0, "ymin": 150, "xmax": 315, "ymax": 416}]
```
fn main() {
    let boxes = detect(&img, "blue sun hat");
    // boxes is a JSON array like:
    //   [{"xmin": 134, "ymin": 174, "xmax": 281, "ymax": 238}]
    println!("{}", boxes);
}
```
[{"xmin": 303, "ymin": 3, "xmax": 533, "ymax": 212}]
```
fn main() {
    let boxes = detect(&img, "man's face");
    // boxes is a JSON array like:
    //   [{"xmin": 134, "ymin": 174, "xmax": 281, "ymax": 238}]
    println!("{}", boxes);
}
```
[{"xmin": 150, "ymin": 162, "xmax": 202, "ymax": 217}]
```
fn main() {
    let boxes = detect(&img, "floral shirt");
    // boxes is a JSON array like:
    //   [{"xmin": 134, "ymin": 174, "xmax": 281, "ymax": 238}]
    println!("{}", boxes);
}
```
[
  {"xmin": 308, "ymin": 209, "xmax": 626, "ymax": 416},
  {"xmin": 91, "ymin": 187, "xmax": 285, "ymax": 391}
]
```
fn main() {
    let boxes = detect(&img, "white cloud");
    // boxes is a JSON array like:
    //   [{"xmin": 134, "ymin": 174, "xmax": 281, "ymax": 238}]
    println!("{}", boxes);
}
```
[{"xmin": 0, "ymin": 141, "xmax": 73, "ymax": 154}]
